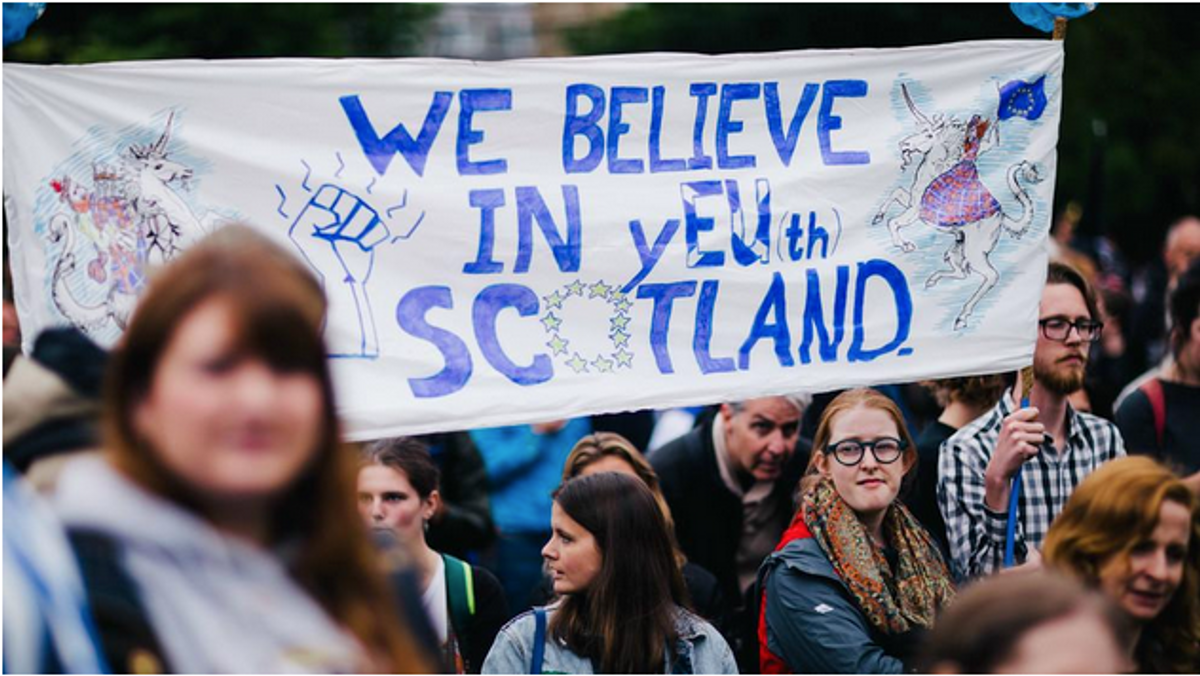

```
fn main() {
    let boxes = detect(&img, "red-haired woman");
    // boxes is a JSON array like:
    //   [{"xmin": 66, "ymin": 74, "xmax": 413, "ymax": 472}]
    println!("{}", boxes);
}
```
[
  {"xmin": 1044, "ymin": 456, "xmax": 1200, "ymax": 672},
  {"xmin": 758, "ymin": 388, "xmax": 955, "ymax": 673}
]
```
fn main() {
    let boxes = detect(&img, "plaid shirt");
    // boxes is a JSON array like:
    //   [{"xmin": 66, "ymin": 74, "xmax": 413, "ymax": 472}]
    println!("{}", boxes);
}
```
[{"xmin": 937, "ymin": 389, "xmax": 1125, "ymax": 582}]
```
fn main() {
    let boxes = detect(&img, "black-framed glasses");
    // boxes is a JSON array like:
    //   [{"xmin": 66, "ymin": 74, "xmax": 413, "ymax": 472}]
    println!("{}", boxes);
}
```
[
  {"xmin": 823, "ymin": 437, "xmax": 907, "ymax": 466},
  {"xmin": 1038, "ymin": 317, "xmax": 1103, "ymax": 343}
]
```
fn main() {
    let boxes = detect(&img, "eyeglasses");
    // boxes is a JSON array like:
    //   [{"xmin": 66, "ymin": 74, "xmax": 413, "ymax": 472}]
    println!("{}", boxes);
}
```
[
  {"xmin": 823, "ymin": 437, "xmax": 906, "ymax": 466},
  {"xmin": 1038, "ymin": 317, "xmax": 1103, "ymax": 343}
]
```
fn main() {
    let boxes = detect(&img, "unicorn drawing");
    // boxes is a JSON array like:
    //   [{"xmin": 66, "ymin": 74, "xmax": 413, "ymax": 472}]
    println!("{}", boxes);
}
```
[
  {"xmin": 874, "ymin": 84, "xmax": 1043, "ymax": 330},
  {"xmin": 46, "ymin": 113, "xmax": 226, "ymax": 338}
]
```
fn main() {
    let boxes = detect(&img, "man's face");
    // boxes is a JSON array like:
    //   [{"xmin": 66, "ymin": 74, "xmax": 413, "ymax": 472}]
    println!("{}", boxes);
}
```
[
  {"xmin": 1166, "ymin": 219, "xmax": 1200, "ymax": 282},
  {"xmin": 720, "ymin": 397, "xmax": 802, "ymax": 482},
  {"xmin": 1033, "ymin": 283, "xmax": 1092, "ymax": 395}
]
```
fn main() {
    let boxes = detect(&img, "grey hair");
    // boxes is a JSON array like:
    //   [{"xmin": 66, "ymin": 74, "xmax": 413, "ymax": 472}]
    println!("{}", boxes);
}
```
[{"xmin": 728, "ymin": 392, "xmax": 813, "ymax": 414}]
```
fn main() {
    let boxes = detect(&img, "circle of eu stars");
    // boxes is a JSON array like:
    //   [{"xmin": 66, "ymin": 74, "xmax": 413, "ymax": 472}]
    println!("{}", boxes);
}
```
[{"xmin": 541, "ymin": 279, "xmax": 634, "ymax": 375}]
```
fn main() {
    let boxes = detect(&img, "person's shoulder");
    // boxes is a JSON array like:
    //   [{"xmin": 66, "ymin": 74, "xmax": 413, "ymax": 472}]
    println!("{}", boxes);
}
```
[
  {"xmin": 1115, "ymin": 385, "xmax": 1152, "ymax": 416},
  {"xmin": 769, "ymin": 534, "xmax": 836, "ymax": 580},
  {"xmin": 1072, "ymin": 407, "xmax": 1121, "ymax": 432},
  {"xmin": 674, "ymin": 606, "xmax": 727, "ymax": 648},
  {"xmin": 470, "ymin": 563, "xmax": 502, "ymax": 587},
  {"xmin": 943, "ymin": 399, "xmax": 1006, "ymax": 450},
  {"xmin": 650, "ymin": 426, "xmax": 704, "ymax": 468},
  {"xmin": 1069, "ymin": 409, "xmax": 1125, "ymax": 456},
  {"xmin": 496, "ymin": 605, "xmax": 553, "ymax": 638}
]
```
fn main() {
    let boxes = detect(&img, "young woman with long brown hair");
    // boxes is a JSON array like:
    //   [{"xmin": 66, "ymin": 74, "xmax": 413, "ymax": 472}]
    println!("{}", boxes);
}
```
[
  {"xmin": 482, "ymin": 472, "xmax": 736, "ymax": 674},
  {"xmin": 551, "ymin": 432, "xmax": 728, "ymax": 626},
  {"xmin": 1044, "ymin": 455, "xmax": 1200, "ymax": 673},
  {"xmin": 54, "ymin": 225, "xmax": 430, "ymax": 672}
]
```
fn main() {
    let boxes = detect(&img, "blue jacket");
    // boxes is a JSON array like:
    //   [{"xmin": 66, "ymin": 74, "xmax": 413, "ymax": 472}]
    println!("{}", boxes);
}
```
[
  {"xmin": 758, "ymin": 534, "xmax": 904, "ymax": 674},
  {"xmin": 471, "ymin": 419, "xmax": 591, "ymax": 534},
  {"xmin": 482, "ymin": 604, "xmax": 737, "ymax": 674}
]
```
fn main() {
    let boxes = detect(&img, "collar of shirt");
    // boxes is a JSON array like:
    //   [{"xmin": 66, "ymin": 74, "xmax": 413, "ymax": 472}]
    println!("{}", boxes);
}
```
[{"xmin": 712, "ymin": 413, "xmax": 774, "ymax": 504}]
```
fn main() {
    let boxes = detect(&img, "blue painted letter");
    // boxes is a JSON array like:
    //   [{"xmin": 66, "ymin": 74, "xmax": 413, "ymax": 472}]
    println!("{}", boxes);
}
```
[
  {"xmin": 563, "ymin": 84, "xmax": 606, "ymax": 174},
  {"xmin": 818, "ymin": 80, "xmax": 871, "ymax": 166},
  {"xmin": 463, "ymin": 189, "xmax": 506, "ymax": 274},
  {"xmin": 608, "ymin": 86, "xmax": 648, "ymax": 174},
  {"xmin": 341, "ymin": 92, "xmax": 452, "ymax": 177},
  {"xmin": 849, "ymin": 259, "xmax": 912, "ymax": 362},
  {"xmin": 396, "ymin": 286, "xmax": 473, "ymax": 397},
  {"xmin": 516, "ymin": 185, "xmax": 582, "ymax": 273},
  {"xmin": 457, "ymin": 89, "xmax": 512, "ymax": 175},
  {"xmin": 637, "ymin": 281, "xmax": 697, "ymax": 374},
  {"xmin": 688, "ymin": 83, "xmax": 717, "ymax": 170},
  {"xmin": 649, "ymin": 86, "xmax": 687, "ymax": 173},
  {"xmin": 473, "ymin": 284, "xmax": 553, "ymax": 385},
  {"xmin": 764, "ymin": 82, "xmax": 819, "ymax": 167},
  {"xmin": 717, "ymin": 83, "xmax": 760, "ymax": 169},
  {"xmin": 799, "ymin": 266, "xmax": 849, "ymax": 364},
  {"xmin": 682, "ymin": 181, "xmax": 725, "ymax": 268},
  {"xmin": 739, "ymin": 272, "xmax": 793, "ymax": 369},
  {"xmin": 694, "ymin": 280, "xmax": 736, "ymax": 374}
]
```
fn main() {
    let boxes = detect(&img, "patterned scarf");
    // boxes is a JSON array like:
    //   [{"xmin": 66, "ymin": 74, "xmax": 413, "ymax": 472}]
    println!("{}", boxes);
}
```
[{"xmin": 802, "ymin": 477, "xmax": 955, "ymax": 635}]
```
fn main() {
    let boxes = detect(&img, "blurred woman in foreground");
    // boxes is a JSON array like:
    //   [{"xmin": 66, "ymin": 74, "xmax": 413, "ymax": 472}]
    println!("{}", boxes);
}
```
[
  {"xmin": 1044, "ymin": 455, "xmax": 1200, "ymax": 672},
  {"xmin": 55, "ymin": 225, "xmax": 429, "ymax": 672}
]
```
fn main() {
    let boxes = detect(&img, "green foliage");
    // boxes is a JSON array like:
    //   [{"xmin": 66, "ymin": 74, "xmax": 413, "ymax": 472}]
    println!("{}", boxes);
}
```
[
  {"xmin": 568, "ymin": 4, "xmax": 1200, "ymax": 263},
  {"xmin": 3, "ymin": 3, "xmax": 440, "ymax": 63}
]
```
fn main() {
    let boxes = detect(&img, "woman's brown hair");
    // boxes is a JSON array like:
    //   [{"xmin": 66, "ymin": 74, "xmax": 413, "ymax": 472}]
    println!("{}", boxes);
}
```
[
  {"xmin": 103, "ymin": 224, "xmax": 429, "ymax": 672},
  {"xmin": 561, "ymin": 432, "xmax": 688, "ymax": 568},
  {"xmin": 550, "ymin": 472, "xmax": 689, "ymax": 673},
  {"xmin": 799, "ymin": 388, "xmax": 918, "ymax": 499},
  {"xmin": 1044, "ymin": 456, "xmax": 1200, "ymax": 673}
]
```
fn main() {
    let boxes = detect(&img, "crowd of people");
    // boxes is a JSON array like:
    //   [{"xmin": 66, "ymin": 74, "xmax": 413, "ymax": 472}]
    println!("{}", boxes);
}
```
[{"xmin": 4, "ymin": 214, "xmax": 1200, "ymax": 674}]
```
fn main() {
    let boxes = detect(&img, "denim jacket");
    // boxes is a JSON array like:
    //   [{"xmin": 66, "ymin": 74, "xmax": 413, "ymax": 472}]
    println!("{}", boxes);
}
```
[{"xmin": 481, "ymin": 604, "xmax": 737, "ymax": 674}]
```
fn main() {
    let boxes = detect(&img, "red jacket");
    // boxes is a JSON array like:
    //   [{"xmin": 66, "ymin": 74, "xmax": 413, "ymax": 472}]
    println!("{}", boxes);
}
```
[{"xmin": 757, "ymin": 514, "xmax": 812, "ymax": 674}]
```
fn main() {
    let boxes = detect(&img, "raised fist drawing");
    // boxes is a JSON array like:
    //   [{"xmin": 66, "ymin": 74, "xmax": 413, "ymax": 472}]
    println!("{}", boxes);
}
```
[{"xmin": 289, "ymin": 184, "xmax": 391, "ymax": 358}]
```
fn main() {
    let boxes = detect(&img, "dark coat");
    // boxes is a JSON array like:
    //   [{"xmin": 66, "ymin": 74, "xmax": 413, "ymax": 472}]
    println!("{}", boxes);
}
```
[
  {"xmin": 651, "ymin": 415, "xmax": 809, "ymax": 605},
  {"xmin": 758, "ymin": 533, "xmax": 908, "ymax": 673},
  {"xmin": 457, "ymin": 564, "xmax": 509, "ymax": 674},
  {"xmin": 423, "ymin": 432, "xmax": 497, "ymax": 559},
  {"xmin": 651, "ymin": 415, "xmax": 810, "ymax": 672}
]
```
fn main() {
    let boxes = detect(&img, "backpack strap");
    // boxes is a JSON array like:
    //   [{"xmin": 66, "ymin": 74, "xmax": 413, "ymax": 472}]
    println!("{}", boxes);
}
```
[
  {"xmin": 442, "ymin": 553, "xmax": 475, "ymax": 639},
  {"xmin": 67, "ymin": 529, "xmax": 170, "ymax": 674},
  {"xmin": 530, "ymin": 607, "xmax": 547, "ymax": 675},
  {"xmin": 1139, "ymin": 377, "xmax": 1166, "ymax": 449}
]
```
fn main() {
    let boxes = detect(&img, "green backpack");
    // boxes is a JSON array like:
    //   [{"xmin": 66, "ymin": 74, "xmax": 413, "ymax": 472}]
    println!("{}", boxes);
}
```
[{"xmin": 442, "ymin": 553, "xmax": 476, "ymax": 639}]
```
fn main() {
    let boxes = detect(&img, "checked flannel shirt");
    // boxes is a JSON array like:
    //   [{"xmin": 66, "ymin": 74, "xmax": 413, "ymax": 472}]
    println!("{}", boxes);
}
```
[{"xmin": 937, "ymin": 389, "xmax": 1125, "ymax": 582}]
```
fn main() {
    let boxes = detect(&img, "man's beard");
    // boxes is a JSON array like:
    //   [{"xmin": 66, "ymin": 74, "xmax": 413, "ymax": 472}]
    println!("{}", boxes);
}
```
[{"xmin": 1034, "ymin": 356, "xmax": 1087, "ymax": 395}]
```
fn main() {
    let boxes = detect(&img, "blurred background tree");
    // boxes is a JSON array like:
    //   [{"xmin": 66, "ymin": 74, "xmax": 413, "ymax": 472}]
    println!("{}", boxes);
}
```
[
  {"xmin": 5, "ymin": 3, "xmax": 1197, "ymax": 266},
  {"xmin": 2, "ymin": 4, "xmax": 438, "ymax": 62}
]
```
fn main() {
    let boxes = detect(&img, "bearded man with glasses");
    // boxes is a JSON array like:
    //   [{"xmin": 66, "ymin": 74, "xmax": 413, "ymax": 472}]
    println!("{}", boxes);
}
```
[{"xmin": 938, "ymin": 262, "xmax": 1126, "ymax": 582}]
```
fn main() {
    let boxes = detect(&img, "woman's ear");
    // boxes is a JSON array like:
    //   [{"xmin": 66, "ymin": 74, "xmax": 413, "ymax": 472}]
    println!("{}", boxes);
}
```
[
  {"xmin": 424, "ymin": 489, "xmax": 442, "ymax": 522},
  {"xmin": 813, "ymin": 451, "xmax": 831, "ymax": 477}
]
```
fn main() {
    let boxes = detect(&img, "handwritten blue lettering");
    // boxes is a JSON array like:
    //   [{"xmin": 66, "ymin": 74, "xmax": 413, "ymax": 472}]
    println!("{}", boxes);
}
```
[
  {"xmin": 457, "ymin": 89, "xmax": 511, "ymax": 176},
  {"xmin": 396, "ymin": 286, "xmax": 473, "ymax": 397},
  {"xmin": 818, "ymin": 80, "xmax": 871, "ymax": 166},
  {"xmin": 341, "ymin": 92, "xmax": 452, "ymax": 177}
]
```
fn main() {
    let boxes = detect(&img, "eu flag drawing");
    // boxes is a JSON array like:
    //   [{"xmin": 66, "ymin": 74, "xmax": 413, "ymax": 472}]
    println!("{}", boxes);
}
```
[{"xmin": 998, "ymin": 76, "xmax": 1048, "ymax": 121}]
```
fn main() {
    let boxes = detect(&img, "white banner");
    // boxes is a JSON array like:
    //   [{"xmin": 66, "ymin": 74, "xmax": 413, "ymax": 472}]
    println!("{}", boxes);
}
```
[{"xmin": 4, "ymin": 40, "xmax": 1062, "ymax": 439}]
